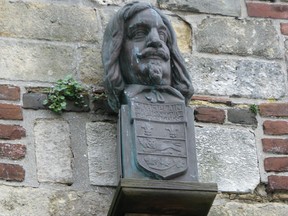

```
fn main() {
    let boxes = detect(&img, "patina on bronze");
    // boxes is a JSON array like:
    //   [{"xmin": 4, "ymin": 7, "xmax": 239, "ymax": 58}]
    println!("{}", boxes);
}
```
[
  {"xmin": 102, "ymin": 1, "xmax": 197, "ymax": 181},
  {"xmin": 102, "ymin": 2, "xmax": 217, "ymax": 215}
]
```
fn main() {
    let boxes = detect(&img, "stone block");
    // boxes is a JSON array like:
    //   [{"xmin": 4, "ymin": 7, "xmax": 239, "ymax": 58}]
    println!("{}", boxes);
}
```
[
  {"xmin": 227, "ymin": 108, "xmax": 257, "ymax": 126},
  {"xmin": 0, "ymin": 40, "xmax": 75, "ymax": 82},
  {"xmin": 86, "ymin": 122, "xmax": 118, "ymax": 186},
  {"xmin": 158, "ymin": 0, "xmax": 241, "ymax": 17},
  {"xmin": 262, "ymin": 138, "xmax": 288, "ymax": 154},
  {"xmin": 209, "ymin": 199, "xmax": 288, "ymax": 216},
  {"xmin": 195, "ymin": 125, "xmax": 259, "ymax": 192},
  {"xmin": 34, "ymin": 119, "xmax": 73, "ymax": 184},
  {"xmin": 0, "ymin": 143, "xmax": 26, "ymax": 160},
  {"xmin": 93, "ymin": 0, "xmax": 157, "ymax": 6},
  {"xmin": 0, "ymin": 124, "xmax": 26, "ymax": 140},
  {"xmin": 49, "ymin": 190, "xmax": 112, "ymax": 216},
  {"xmin": 78, "ymin": 45, "xmax": 104, "ymax": 85},
  {"xmin": 195, "ymin": 18, "xmax": 282, "ymax": 59},
  {"xmin": 0, "ymin": 163, "xmax": 25, "ymax": 182},
  {"xmin": 0, "ymin": 184, "xmax": 112, "ymax": 216},
  {"xmin": 187, "ymin": 56, "xmax": 285, "ymax": 99},
  {"xmin": 0, "ymin": 1, "xmax": 100, "ymax": 42},
  {"xmin": 0, "ymin": 85, "xmax": 20, "ymax": 101},
  {"xmin": 168, "ymin": 15, "xmax": 192, "ymax": 53},
  {"xmin": 0, "ymin": 103, "xmax": 23, "ymax": 120}
]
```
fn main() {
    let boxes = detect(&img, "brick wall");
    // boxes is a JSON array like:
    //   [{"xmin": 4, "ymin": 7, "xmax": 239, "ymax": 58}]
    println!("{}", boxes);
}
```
[
  {"xmin": 0, "ymin": 85, "xmax": 26, "ymax": 182},
  {"xmin": 0, "ymin": 0, "xmax": 288, "ymax": 215}
]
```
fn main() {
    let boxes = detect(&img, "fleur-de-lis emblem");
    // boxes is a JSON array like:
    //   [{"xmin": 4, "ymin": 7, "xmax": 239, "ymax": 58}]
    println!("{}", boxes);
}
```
[
  {"xmin": 141, "ymin": 123, "xmax": 153, "ymax": 136},
  {"xmin": 165, "ymin": 126, "xmax": 179, "ymax": 138}
]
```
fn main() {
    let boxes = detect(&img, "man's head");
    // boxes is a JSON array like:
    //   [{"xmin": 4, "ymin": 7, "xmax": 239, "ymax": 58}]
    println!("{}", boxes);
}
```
[
  {"xmin": 119, "ymin": 8, "xmax": 171, "ymax": 86},
  {"xmin": 102, "ymin": 2, "xmax": 193, "ymax": 112}
]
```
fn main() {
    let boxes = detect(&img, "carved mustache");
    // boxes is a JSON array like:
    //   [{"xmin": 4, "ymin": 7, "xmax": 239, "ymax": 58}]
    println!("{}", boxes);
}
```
[{"xmin": 136, "ymin": 48, "xmax": 170, "ymax": 61}]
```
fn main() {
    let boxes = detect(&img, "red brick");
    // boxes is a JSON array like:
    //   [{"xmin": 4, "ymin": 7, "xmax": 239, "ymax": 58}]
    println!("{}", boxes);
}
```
[
  {"xmin": 0, "ymin": 143, "xmax": 26, "ymax": 160},
  {"xmin": 0, "ymin": 85, "xmax": 20, "ymax": 101},
  {"xmin": 0, "ymin": 163, "xmax": 25, "ymax": 182},
  {"xmin": 0, "ymin": 104, "xmax": 23, "ymax": 120},
  {"xmin": 281, "ymin": 23, "xmax": 288, "ymax": 35},
  {"xmin": 0, "ymin": 124, "xmax": 26, "ymax": 140},
  {"xmin": 264, "ymin": 157, "xmax": 288, "ymax": 172},
  {"xmin": 262, "ymin": 138, "xmax": 288, "ymax": 154},
  {"xmin": 268, "ymin": 175, "xmax": 288, "ymax": 192},
  {"xmin": 192, "ymin": 95, "xmax": 232, "ymax": 106},
  {"xmin": 259, "ymin": 103, "xmax": 288, "ymax": 117},
  {"xmin": 195, "ymin": 107, "xmax": 225, "ymax": 124},
  {"xmin": 246, "ymin": 2, "xmax": 288, "ymax": 19},
  {"xmin": 263, "ymin": 120, "xmax": 288, "ymax": 135}
]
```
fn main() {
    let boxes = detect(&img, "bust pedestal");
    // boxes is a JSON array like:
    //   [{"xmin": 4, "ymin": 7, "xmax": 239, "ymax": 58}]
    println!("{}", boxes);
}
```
[{"xmin": 108, "ymin": 178, "xmax": 218, "ymax": 216}]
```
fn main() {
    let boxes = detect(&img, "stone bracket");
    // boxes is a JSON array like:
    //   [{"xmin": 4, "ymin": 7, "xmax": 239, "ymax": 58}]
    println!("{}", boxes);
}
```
[{"xmin": 108, "ymin": 178, "xmax": 218, "ymax": 216}]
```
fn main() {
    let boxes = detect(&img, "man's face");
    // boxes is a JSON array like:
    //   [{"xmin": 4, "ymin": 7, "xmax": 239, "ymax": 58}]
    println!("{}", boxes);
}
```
[{"xmin": 120, "ymin": 8, "xmax": 171, "ymax": 86}]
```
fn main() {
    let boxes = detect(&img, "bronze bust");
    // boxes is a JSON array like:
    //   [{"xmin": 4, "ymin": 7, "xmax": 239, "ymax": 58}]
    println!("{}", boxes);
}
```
[
  {"xmin": 102, "ymin": 2, "xmax": 194, "ymax": 112},
  {"xmin": 102, "ymin": 2, "xmax": 197, "ymax": 181}
]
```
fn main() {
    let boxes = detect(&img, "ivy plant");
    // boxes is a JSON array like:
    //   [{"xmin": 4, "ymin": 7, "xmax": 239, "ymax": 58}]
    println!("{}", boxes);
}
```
[
  {"xmin": 250, "ymin": 104, "xmax": 258, "ymax": 115},
  {"xmin": 43, "ymin": 75, "xmax": 88, "ymax": 114}
]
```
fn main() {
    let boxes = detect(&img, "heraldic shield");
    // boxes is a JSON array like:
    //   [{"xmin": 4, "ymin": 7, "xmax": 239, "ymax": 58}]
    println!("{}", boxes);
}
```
[{"xmin": 130, "ymin": 101, "xmax": 188, "ymax": 179}]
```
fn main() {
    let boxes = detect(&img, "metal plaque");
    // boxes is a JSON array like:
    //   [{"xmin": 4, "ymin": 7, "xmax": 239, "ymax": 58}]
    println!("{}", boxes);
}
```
[{"xmin": 130, "ymin": 101, "xmax": 188, "ymax": 179}]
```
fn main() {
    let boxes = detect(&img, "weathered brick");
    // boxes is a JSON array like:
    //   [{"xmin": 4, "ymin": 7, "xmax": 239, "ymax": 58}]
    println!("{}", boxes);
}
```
[
  {"xmin": 195, "ymin": 107, "xmax": 225, "ymax": 124},
  {"xmin": 247, "ymin": 2, "xmax": 288, "ymax": 19},
  {"xmin": 22, "ymin": 92, "xmax": 90, "ymax": 112},
  {"xmin": 262, "ymin": 138, "xmax": 288, "ymax": 154},
  {"xmin": 268, "ymin": 175, "xmax": 288, "ymax": 192},
  {"xmin": 228, "ymin": 109, "xmax": 257, "ymax": 126},
  {"xmin": 0, "ymin": 124, "xmax": 26, "ymax": 140},
  {"xmin": 22, "ymin": 93, "xmax": 47, "ymax": 110},
  {"xmin": 192, "ymin": 95, "xmax": 232, "ymax": 106},
  {"xmin": 195, "ymin": 18, "xmax": 281, "ymax": 59},
  {"xmin": 0, "ymin": 163, "xmax": 25, "ymax": 182},
  {"xmin": 0, "ymin": 40, "xmax": 75, "ymax": 82},
  {"xmin": 259, "ymin": 103, "xmax": 288, "ymax": 117},
  {"xmin": 263, "ymin": 120, "xmax": 288, "ymax": 135},
  {"xmin": 0, "ymin": 104, "xmax": 23, "ymax": 120},
  {"xmin": 280, "ymin": 23, "xmax": 288, "ymax": 36},
  {"xmin": 0, "ymin": 143, "xmax": 26, "ymax": 160},
  {"xmin": 264, "ymin": 157, "xmax": 288, "ymax": 172},
  {"xmin": 0, "ymin": 85, "xmax": 20, "ymax": 101},
  {"xmin": 0, "ymin": 1, "xmax": 100, "ymax": 42},
  {"xmin": 158, "ymin": 0, "xmax": 241, "ymax": 17}
]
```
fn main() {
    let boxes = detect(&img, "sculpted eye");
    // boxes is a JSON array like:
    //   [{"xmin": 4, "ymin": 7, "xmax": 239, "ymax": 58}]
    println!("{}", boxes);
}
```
[
  {"xmin": 131, "ymin": 28, "xmax": 148, "ymax": 40},
  {"xmin": 159, "ymin": 30, "xmax": 168, "ymax": 42}
]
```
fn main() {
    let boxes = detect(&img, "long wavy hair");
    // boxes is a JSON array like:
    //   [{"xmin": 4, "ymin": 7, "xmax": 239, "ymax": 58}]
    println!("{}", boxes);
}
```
[{"xmin": 102, "ymin": 1, "xmax": 194, "ymax": 112}]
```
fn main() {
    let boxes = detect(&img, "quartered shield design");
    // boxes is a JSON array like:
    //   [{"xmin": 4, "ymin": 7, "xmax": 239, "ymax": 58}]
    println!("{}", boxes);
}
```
[{"xmin": 130, "ymin": 101, "xmax": 188, "ymax": 179}]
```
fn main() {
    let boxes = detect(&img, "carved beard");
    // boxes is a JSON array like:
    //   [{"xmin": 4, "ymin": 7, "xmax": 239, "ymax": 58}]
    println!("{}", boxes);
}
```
[{"xmin": 142, "ymin": 61, "xmax": 163, "ymax": 85}]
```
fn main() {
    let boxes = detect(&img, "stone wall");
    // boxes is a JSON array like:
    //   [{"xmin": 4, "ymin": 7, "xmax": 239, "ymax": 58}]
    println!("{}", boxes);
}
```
[{"xmin": 0, "ymin": 0, "xmax": 288, "ymax": 215}]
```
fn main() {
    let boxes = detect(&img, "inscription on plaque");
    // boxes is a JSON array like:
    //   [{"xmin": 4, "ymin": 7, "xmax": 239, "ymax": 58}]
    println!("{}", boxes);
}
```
[
  {"xmin": 131, "ymin": 101, "xmax": 186, "ymax": 122},
  {"xmin": 131, "ymin": 101, "xmax": 188, "ymax": 179}
]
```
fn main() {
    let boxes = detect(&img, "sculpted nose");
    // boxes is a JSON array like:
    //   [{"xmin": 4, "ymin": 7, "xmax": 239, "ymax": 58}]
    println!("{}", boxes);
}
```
[{"xmin": 147, "ymin": 28, "xmax": 162, "ymax": 48}]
